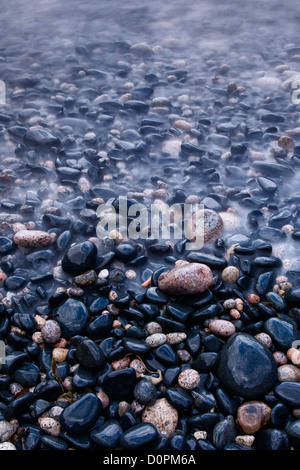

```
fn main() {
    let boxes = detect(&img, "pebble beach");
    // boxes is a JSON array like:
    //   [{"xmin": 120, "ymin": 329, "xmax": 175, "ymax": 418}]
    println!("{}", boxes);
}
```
[{"xmin": 0, "ymin": 0, "xmax": 300, "ymax": 452}]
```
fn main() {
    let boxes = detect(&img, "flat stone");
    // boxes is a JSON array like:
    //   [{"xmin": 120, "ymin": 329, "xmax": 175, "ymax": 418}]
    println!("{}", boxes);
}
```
[
  {"xmin": 120, "ymin": 423, "xmax": 157, "ymax": 449},
  {"xmin": 60, "ymin": 393, "xmax": 102, "ymax": 433}
]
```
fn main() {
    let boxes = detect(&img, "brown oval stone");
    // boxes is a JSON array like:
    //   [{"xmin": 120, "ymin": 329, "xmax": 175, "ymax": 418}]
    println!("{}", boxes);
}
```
[
  {"xmin": 158, "ymin": 263, "xmax": 213, "ymax": 296},
  {"xmin": 186, "ymin": 209, "xmax": 223, "ymax": 244},
  {"xmin": 209, "ymin": 319, "xmax": 236, "ymax": 337},
  {"xmin": 13, "ymin": 230, "xmax": 53, "ymax": 248},
  {"xmin": 237, "ymin": 401, "xmax": 271, "ymax": 434},
  {"xmin": 142, "ymin": 398, "xmax": 178, "ymax": 438}
]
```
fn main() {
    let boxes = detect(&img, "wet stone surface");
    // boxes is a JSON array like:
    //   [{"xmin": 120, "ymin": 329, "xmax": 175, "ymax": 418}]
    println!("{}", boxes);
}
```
[{"xmin": 0, "ymin": 0, "xmax": 300, "ymax": 452}]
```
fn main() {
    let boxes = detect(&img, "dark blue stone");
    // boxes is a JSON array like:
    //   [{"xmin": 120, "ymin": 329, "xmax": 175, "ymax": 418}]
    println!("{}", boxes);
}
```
[
  {"xmin": 185, "ymin": 330, "xmax": 202, "ymax": 356},
  {"xmin": 255, "ymin": 271, "xmax": 274, "ymax": 296},
  {"xmin": 103, "ymin": 368, "xmax": 137, "ymax": 401},
  {"xmin": 41, "ymin": 435, "xmax": 69, "ymax": 450},
  {"xmin": 89, "ymin": 297, "xmax": 109, "ymax": 314},
  {"xmin": 1, "ymin": 351, "xmax": 28, "ymax": 375},
  {"xmin": 34, "ymin": 380, "xmax": 62, "ymax": 401},
  {"xmin": 202, "ymin": 335, "xmax": 224, "ymax": 353},
  {"xmin": 23, "ymin": 129, "xmax": 60, "ymax": 147},
  {"xmin": 90, "ymin": 419, "xmax": 122, "ymax": 448},
  {"xmin": 215, "ymin": 387, "xmax": 237, "ymax": 416},
  {"xmin": 115, "ymin": 243, "xmax": 137, "ymax": 262},
  {"xmin": 191, "ymin": 390, "xmax": 216, "ymax": 412},
  {"xmin": 192, "ymin": 304, "xmax": 220, "ymax": 321},
  {"xmin": 133, "ymin": 379, "xmax": 157, "ymax": 405},
  {"xmin": 13, "ymin": 362, "xmax": 40, "ymax": 387},
  {"xmin": 253, "ymin": 256, "xmax": 281, "ymax": 267},
  {"xmin": 187, "ymin": 252, "xmax": 227, "ymax": 268},
  {"xmin": 123, "ymin": 337, "xmax": 151, "ymax": 355},
  {"xmin": 30, "ymin": 399, "xmax": 52, "ymax": 418},
  {"xmin": 266, "ymin": 292, "xmax": 287, "ymax": 311},
  {"xmin": 55, "ymin": 298, "xmax": 89, "ymax": 339},
  {"xmin": 188, "ymin": 412, "xmax": 220, "ymax": 429},
  {"xmin": 166, "ymin": 303, "xmax": 193, "ymax": 322},
  {"xmin": 254, "ymin": 429, "xmax": 290, "ymax": 450},
  {"xmin": 156, "ymin": 317, "xmax": 186, "ymax": 333},
  {"xmin": 60, "ymin": 393, "xmax": 102, "ymax": 433},
  {"xmin": 72, "ymin": 366, "xmax": 97, "ymax": 389},
  {"xmin": 76, "ymin": 339, "xmax": 105, "ymax": 369},
  {"xmin": 286, "ymin": 420, "xmax": 300, "ymax": 443},
  {"xmin": 217, "ymin": 333, "xmax": 277, "ymax": 399},
  {"xmin": 62, "ymin": 432, "xmax": 92, "ymax": 450},
  {"xmin": 120, "ymin": 423, "xmax": 158, "ymax": 449},
  {"xmin": 285, "ymin": 288, "xmax": 300, "ymax": 308},
  {"xmin": 4, "ymin": 276, "xmax": 26, "ymax": 290},
  {"xmin": 165, "ymin": 387, "xmax": 193, "ymax": 412},
  {"xmin": 0, "ymin": 237, "xmax": 15, "ymax": 254},
  {"xmin": 197, "ymin": 439, "xmax": 216, "ymax": 450},
  {"xmin": 85, "ymin": 314, "xmax": 113, "ymax": 339},
  {"xmin": 62, "ymin": 241, "xmax": 97, "ymax": 274},
  {"xmin": 163, "ymin": 367, "xmax": 180, "ymax": 387},
  {"xmin": 191, "ymin": 352, "xmax": 219, "ymax": 372},
  {"xmin": 21, "ymin": 425, "xmax": 41, "ymax": 450},
  {"xmin": 138, "ymin": 303, "xmax": 159, "ymax": 321},
  {"xmin": 145, "ymin": 287, "xmax": 169, "ymax": 305},
  {"xmin": 212, "ymin": 416, "xmax": 236, "ymax": 449},
  {"xmin": 56, "ymin": 230, "xmax": 72, "ymax": 252},
  {"xmin": 155, "ymin": 343, "xmax": 179, "ymax": 366},
  {"xmin": 169, "ymin": 432, "xmax": 187, "ymax": 450},
  {"xmin": 270, "ymin": 402, "xmax": 289, "ymax": 428},
  {"xmin": 3, "ymin": 392, "xmax": 35, "ymax": 420},
  {"xmin": 274, "ymin": 382, "xmax": 300, "ymax": 407},
  {"xmin": 265, "ymin": 317, "xmax": 296, "ymax": 350}
]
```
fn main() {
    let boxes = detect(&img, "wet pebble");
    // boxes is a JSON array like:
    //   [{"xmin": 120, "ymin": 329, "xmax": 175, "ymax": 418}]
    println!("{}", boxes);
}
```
[
  {"xmin": 277, "ymin": 365, "xmax": 300, "ymax": 382},
  {"xmin": 41, "ymin": 320, "xmax": 61, "ymax": 344},
  {"xmin": 237, "ymin": 401, "xmax": 271, "ymax": 434},
  {"xmin": 133, "ymin": 379, "xmax": 157, "ymax": 405},
  {"xmin": 186, "ymin": 209, "xmax": 223, "ymax": 244},
  {"xmin": 221, "ymin": 266, "xmax": 240, "ymax": 283},
  {"xmin": 13, "ymin": 230, "xmax": 53, "ymax": 248},
  {"xmin": 178, "ymin": 369, "xmax": 200, "ymax": 390},
  {"xmin": 157, "ymin": 262, "xmax": 213, "ymax": 296},
  {"xmin": 145, "ymin": 333, "xmax": 166, "ymax": 348},
  {"xmin": 61, "ymin": 241, "xmax": 97, "ymax": 275},
  {"xmin": 60, "ymin": 393, "xmax": 102, "ymax": 433},
  {"xmin": 217, "ymin": 333, "xmax": 278, "ymax": 399},
  {"xmin": 120, "ymin": 423, "xmax": 157, "ymax": 449},
  {"xmin": 209, "ymin": 319, "xmax": 236, "ymax": 337}
]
